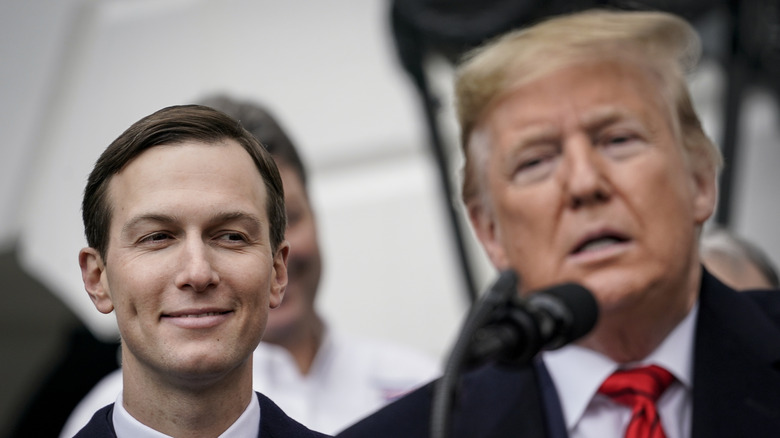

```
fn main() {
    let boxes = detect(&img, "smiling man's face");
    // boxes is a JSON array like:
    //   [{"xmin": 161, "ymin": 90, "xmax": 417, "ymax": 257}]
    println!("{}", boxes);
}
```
[
  {"xmin": 79, "ymin": 139, "xmax": 288, "ymax": 382},
  {"xmin": 468, "ymin": 60, "xmax": 716, "ymax": 319}
]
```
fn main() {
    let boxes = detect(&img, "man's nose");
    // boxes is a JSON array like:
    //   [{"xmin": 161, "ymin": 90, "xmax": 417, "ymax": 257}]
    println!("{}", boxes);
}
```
[
  {"xmin": 175, "ymin": 239, "xmax": 219, "ymax": 292},
  {"xmin": 561, "ymin": 136, "xmax": 611, "ymax": 209}
]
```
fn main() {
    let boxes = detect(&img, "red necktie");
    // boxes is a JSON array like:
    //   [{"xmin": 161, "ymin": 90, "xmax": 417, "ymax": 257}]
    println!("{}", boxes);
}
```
[{"xmin": 598, "ymin": 365, "xmax": 675, "ymax": 438}]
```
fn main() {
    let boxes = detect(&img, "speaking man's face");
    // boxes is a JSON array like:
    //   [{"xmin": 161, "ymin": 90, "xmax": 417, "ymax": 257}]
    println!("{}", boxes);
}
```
[{"xmin": 469, "ymin": 60, "xmax": 716, "ymax": 321}]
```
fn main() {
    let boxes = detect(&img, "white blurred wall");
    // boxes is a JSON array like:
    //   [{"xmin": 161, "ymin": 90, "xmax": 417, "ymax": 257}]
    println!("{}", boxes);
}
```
[{"xmin": 2, "ymin": 0, "xmax": 779, "ymax": 365}]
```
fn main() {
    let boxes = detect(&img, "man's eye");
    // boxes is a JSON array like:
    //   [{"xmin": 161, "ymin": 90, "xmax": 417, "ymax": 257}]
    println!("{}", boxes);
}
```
[
  {"xmin": 218, "ymin": 232, "xmax": 247, "ymax": 243},
  {"xmin": 141, "ymin": 232, "xmax": 171, "ymax": 243},
  {"xmin": 599, "ymin": 131, "xmax": 646, "ymax": 159},
  {"xmin": 518, "ymin": 156, "xmax": 550, "ymax": 171},
  {"xmin": 606, "ymin": 134, "xmax": 636, "ymax": 145},
  {"xmin": 511, "ymin": 151, "xmax": 558, "ymax": 184}
]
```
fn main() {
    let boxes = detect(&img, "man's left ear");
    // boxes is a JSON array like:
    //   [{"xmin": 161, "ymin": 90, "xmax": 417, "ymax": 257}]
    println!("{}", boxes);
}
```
[
  {"xmin": 691, "ymin": 161, "xmax": 718, "ymax": 225},
  {"xmin": 270, "ymin": 242, "xmax": 290, "ymax": 309}
]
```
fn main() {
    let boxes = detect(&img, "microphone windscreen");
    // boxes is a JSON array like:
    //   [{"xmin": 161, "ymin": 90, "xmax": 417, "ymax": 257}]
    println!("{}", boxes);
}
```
[{"xmin": 538, "ymin": 283, "xmax": 599, "ymax": 343}]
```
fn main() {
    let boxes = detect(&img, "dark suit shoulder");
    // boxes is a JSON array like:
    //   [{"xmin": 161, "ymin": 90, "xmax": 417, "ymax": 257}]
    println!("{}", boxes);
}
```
[
  {"xmin": 699, "ymin": 271, "xmax": 780, "ymax": 361},
  {"xmin": 256, "ymin": 392, "xmax": 331, "ymax": 437},
  {"xmin": 72, "ymin": 403, "xmax": 116, "ymax": 437},
  {"xmin": 338, "ymin": 363, "xmax": 549, "ymax": 438},
  {"xmin": 742, "ymin": 288, "xmax": 780, "ymax": 323},
  {"xmin": 693, "ymin": 271, "xmax": 780, "ymax": 437},
  {"xmin": 337, "ymin": 379, "xmax": 435, "ymax": 438}
]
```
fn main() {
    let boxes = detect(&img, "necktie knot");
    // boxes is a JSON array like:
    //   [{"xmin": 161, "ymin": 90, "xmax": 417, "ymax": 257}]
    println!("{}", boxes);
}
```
[
  {"xmin": 599, "ymin": 364, "xmax": 675, "ymax": 403},
  {"xmin": 598, "ymin": 365, "xmax": 675, "ymax": 438}
]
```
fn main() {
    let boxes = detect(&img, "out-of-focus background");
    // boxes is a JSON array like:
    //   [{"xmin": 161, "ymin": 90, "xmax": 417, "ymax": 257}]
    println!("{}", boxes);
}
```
[{"xmin": 1, "ymin": 1, "xmax": 778, "ymax": 436}]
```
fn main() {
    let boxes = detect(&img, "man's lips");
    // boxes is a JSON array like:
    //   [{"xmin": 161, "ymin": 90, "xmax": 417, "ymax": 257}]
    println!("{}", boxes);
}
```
[
  {"xmin": 161, "ymin": 308, "xmax": 233, "ymax": 329},
  {"xmin": 570, "ymin": 229, "xmax": 630, "ymax": 255}
]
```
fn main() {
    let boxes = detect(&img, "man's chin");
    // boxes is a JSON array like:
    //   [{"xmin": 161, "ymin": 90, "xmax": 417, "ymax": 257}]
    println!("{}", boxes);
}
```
[
  {"xmin": 583, "ymin": 273, "xmax": 651, "ymax": 314},
  {"xmin": 163, "ymin": 356, "xmax": 247, "ymax": 387}
]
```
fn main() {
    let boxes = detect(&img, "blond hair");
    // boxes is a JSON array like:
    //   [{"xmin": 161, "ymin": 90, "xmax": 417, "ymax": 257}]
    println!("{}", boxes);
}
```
[{"xmin": 455, "ymin": 9, "xmax": 723, "ymax": 204}]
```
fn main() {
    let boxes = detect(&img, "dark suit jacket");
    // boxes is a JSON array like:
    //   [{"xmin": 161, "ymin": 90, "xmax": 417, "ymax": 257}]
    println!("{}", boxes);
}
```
[
  {"xmin": 337, "ymin": 269, "xmax": 780, "ymax": 438},
  {"xmin": 73, "ymin": 391, "xmax": 330, "ymax": 437}
]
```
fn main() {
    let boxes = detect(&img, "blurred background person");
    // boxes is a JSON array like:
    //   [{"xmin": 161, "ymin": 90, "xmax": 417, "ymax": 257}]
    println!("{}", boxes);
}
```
[
  {"xmin": 700, "ymin": 226, "xmax": 779, "ymax": 290},
  {"xmin": 60, "ymin": 95, "xmax": 440, "ymax": 437}
]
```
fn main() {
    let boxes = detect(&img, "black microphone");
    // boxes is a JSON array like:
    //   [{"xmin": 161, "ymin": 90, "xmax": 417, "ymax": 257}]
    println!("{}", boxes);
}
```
[
  {"xmin": 430, "ymin": 271, "xmax": 599, "ymax": 438},
  {"xmin": 466, "ymin": 282, "xmax": 599, "ymax": 368}
]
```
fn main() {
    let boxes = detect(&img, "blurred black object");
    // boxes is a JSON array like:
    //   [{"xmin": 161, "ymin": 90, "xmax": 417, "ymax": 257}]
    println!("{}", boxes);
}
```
[
  {"xmin": 1, "ymin": 247, "xmax": 119, "ymax": 438},
  {"xmin": 389, "ymin": 0, "xmax": 780, "ymax": 303},
  {"xmin": 8, "ymin": 326, "xmax": 119, "ymax": 438}
]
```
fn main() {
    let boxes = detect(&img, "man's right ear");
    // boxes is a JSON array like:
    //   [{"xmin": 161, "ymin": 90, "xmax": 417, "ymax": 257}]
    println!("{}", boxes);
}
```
[
  {"xmin": 467, "ymin": 201, "xmax": 510, "ymax": 270},
  {"xmin": 78, "ymin": 247, "xmax": 114, "ymax": 314}
]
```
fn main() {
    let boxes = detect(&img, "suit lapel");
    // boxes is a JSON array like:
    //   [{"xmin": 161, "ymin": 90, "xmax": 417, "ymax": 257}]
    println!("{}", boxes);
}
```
[
  {"xmin": 452, "ymin": 363, "xmax": 551, "ymax": 438},
  {"xmin": 692, "ymin": 270, "xmax": 780, "ymax": 437},
  {"xmin": 257, "ymin": 391, "xmax": 327, "ymax": 437}
]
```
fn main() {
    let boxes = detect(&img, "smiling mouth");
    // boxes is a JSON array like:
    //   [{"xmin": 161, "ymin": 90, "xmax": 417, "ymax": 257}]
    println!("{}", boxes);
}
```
[
  {"xmin": 177, "ymin": 311, "xmax": 229, "ymax": 318},
  {"xmin": 161, "ymin": 310, "xmax": 233, "ymax": 329},
  {"xmin": 572, "ymin": 235, "xmax": 629, "ymax": 254}
]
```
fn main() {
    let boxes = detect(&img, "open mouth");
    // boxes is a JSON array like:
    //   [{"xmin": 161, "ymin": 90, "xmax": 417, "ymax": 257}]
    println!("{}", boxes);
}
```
[{"xmin": 572, "ymin": 233, "xmax": 629, "ymax": 255}]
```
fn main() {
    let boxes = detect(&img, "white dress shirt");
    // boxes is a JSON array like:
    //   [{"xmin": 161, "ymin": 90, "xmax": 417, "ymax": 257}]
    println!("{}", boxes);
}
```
[
  {"xmin": 61, "ymin": 328, "xmax": 439, "ymax": 436},
  {"xmin": 542, "ymin": 303, "xmax": 697, "ymax": 438},
  {"xmin": 112, "ymin": 389, "xmax": 260, "ymax": 438}
]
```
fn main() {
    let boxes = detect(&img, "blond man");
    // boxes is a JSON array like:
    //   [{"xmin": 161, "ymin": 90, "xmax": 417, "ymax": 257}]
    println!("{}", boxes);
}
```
[{"xmin": 338, "ymin": 9, "xmax": 780, "ymax": 438}]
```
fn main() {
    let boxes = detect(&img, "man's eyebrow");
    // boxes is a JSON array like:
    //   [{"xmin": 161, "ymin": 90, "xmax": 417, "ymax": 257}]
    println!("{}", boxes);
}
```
[
  {"xmin": 511, "ymin": 124, "xmax": 560, "ymax": 146},
  {"xmin": 121, "ymin": 214, "xmax": 178, "ymax": 235},
  {"xmin": 121, "ymin": 212, "xmax": 264, "ymax": 234},
  {"xmin": 209, "ymin": 211, "xmax": 264, "ymax": 233},
  {"xmin": 502, "ymin": 124, "xmax": 561, "ymax": 164},
  {"xmin": 580, "ymin": 106, "xmax": 633, "ymax": 129}
]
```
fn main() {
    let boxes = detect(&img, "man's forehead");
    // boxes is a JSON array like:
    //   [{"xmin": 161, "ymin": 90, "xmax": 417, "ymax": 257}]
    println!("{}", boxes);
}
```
[
  {"xmin": 110, "ymin": 140, "xmax": 261, "ymax": 183},
  {"xmin": 483, "ymin": 62, "xmax": 666, "ymax": 130},
  {"xmin": 105, "ymin": 141, "xmax": 269, "ymax": 222}
]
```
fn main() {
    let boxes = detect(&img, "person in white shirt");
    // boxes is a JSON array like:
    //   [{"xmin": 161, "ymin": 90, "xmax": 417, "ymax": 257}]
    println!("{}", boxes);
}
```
[
  {"xmin": 73, "ymin": 104, "xmax": 326, "ymax": 437},
  {"xmin": 63, "ymin": 97, "xmax": 439, "ymax": 437},
  {"xmin": 337, "ymin": 9, "xmax": 780, "ymax": 438}
]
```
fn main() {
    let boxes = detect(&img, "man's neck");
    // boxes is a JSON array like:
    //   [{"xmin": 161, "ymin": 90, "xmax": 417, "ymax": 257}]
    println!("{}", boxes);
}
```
[
  {"xmin": 121, "ymin": 355, "xmax": 255, "ymax": 438},
  {"xmin": 581, "ymin": 265, "xmax": 701, "ymax": 364}
]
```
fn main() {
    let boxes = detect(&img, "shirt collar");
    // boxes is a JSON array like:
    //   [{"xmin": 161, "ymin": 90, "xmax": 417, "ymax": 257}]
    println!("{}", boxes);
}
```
[
  {"xmin": 113, "ymin": 390, "xmax": 261, "ymax": 438},
  {"xmin": 542, "ymin": 302, "xmax": 697, "ymax": 431},
  {"xmin": 221, "ymin": 391, "xmax": 261, "ymax": 438}
]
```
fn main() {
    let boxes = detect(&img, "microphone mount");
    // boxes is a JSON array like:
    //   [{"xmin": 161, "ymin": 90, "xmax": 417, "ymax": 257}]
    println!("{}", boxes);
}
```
[{"xmin": 429, "ymin": 270, "xmax": 598, "ymax": 438}]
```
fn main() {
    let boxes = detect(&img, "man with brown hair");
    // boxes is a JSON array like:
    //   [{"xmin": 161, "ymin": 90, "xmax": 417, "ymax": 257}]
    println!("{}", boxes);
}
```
[{"xmin": 75, "ymin": 105, "xmax": 328, "ymax": 437}]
